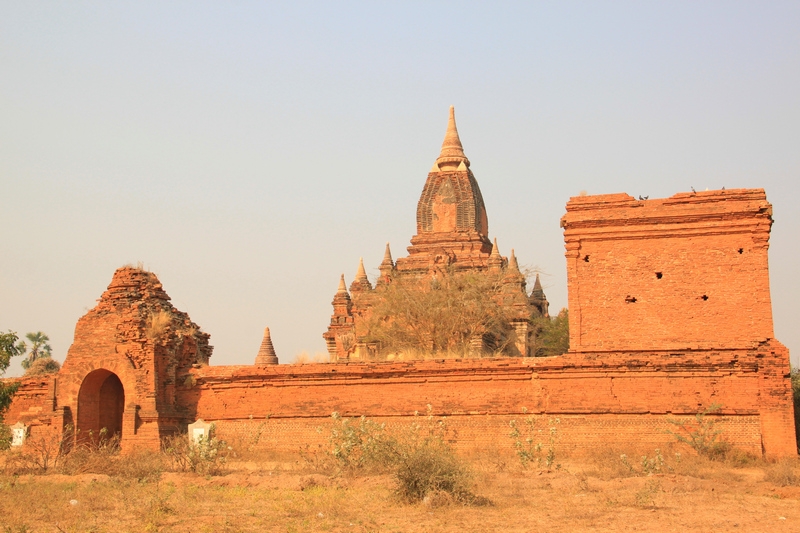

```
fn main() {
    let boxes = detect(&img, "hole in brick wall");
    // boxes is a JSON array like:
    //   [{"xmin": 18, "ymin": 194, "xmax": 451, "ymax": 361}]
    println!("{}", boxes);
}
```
[
  {"xmin": 655, "ymin": 272, "xmax": 663, "ymax": 279},
  {"xmin": 700, "ymin": 294, "xmax": 709, "ymax": 301},
  {"xmin": 583, "ymin": 255, "xmax": 590, "ymax": 262},
  {"xmin": 625, "ymin": 295, "xmax": 637, "ymax": 303},
  {"xmin": 738, "ymin": 248, "xmax": 744, "ymax": 254}
]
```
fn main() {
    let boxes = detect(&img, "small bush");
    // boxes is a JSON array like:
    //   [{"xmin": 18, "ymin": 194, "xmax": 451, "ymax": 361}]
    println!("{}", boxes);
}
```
[
  {"xmin": 764, "ymin": 459, "xmax": 800, "ymax": 487},
  {"xmin": 508, "ymin": 410, "xmax": 560, "ymax": 469},
  {"xmin": 619, "ymin": 449, "xmax": 676, "ymax": 476},
  {"xmin": 312, "ymin": 409, "xmax": 484, "ymax": 505},
  {"xmin": 328, "ymin": 413, "xmax": 392, "ymax": 474},
  {"xmin": 162, "ymin": 434, "xmax": 229, "ymax": 475},
  {"xmin": 666, "ymin": 404, "xmax": 730, "ymax": 460},
  {"xmin": 23, "ymin": 357, "xmax": 60, "ymax": 376},
  {"xmin": 393, "ymin": 438, "xmax": 473, "ymax": 503}
]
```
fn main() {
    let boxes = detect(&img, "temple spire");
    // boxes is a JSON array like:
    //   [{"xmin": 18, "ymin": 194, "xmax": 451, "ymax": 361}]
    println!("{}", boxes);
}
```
[
  {"xmin": 435, "ymin": 106, "xmax": 470, "ymax": 170},
  {"xmin": 337, "ymin": 274, "xmax": 348, "ymax": 295}
]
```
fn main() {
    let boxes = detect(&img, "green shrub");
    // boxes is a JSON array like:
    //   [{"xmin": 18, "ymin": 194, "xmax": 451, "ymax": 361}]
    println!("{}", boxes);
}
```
[
  {"xmin": 328, "ymin": 412, "xmax": 393, "ymax": 473},
  {"xmin": 666, "ymin": 404, "xmax": 730, "ymax": 460},
  {"xmin": 508, "ymin": 410, "xmax": 560, "ymax": 469},
  {"xmin": 162, "ymin": 434, "xmax": 229, "ymax": 475},
  {"xmin": 317, "ymin": 408, "xmax": 483, "ymax": 505}
]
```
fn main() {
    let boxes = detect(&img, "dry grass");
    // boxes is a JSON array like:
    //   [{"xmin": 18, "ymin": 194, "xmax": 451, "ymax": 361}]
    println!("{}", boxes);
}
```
[
  {"xmin": 1, "ymin": 444, "xmax": 799, "ymax": 532},
  {"xmin": 292, "ymin": 352, "xmax": 330, "ymax": 364},
  {"xmin": 145, "ymin": 309, "xmax": 173, "ymax": 341}
]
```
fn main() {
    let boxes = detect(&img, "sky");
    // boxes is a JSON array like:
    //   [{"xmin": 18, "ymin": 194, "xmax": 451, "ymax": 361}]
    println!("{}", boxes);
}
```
[{"xmin": 1, "ymin": 1, "xmax": 798, "ymax": 376}]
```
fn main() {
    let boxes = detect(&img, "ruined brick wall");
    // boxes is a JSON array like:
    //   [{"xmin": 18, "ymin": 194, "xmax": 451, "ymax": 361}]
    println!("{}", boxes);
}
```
[
  {"xmin": 4, "ymin": 189, "xmax": 793, "ymax": 458},
  {"xmin": 560, "ymin": 189, "xmax": 775, "ymax": 352},
  {"xmin": 2, "ymin": 375, "xmax": 60, "ymax": 442},
  {"xmin": 175, "ymin": 347, "xmax": 782, "ymax": 456}
]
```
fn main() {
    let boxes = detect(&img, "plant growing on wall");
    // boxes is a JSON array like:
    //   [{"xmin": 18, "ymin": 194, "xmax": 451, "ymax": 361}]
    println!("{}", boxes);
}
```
[
  {"xmin": 365, "ymin": 269, "xmax": 516, "ymax": 356},
  {"xmin": 666, "ymin": 404, "xmax": 730, "ymax": 459}
]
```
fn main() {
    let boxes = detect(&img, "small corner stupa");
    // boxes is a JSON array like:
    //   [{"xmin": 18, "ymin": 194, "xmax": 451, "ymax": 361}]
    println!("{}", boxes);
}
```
[
  {"xmin": 323, "ymin": 107, "xmax": 548, "ymax": 361},
  {"xmin": 254, "ymin": 327, "xmax": 279, "ymax": 365}
]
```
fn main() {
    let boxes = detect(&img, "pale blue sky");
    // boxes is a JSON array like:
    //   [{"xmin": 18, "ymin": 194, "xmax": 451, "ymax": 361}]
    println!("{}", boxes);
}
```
[{"xmin": 1, "ymin": 1, "xmax": 798, "ymax": 375}]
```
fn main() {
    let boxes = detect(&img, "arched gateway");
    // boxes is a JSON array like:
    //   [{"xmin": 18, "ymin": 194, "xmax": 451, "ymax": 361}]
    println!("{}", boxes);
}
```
[{"xmin": 77, "ymin": 369, "xmax": 125, "ymax": 442}]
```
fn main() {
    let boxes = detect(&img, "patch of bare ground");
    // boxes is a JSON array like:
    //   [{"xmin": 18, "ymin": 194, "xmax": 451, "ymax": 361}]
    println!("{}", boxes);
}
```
[{"xmin": 1, "ymin": 451, "xmax": 799, "ymax": 532}]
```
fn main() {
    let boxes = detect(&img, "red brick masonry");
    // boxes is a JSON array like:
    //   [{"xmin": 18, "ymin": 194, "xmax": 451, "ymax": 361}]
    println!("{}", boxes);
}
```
[{"xmin": 4, "ymin": 188, "xmax": 795, "ymax": 457}]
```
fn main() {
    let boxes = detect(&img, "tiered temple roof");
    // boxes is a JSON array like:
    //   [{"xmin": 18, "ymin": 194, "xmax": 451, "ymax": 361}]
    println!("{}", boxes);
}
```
[{"xmin": 323, "ymin": 107, "xmax": 548, "ymax": 361}]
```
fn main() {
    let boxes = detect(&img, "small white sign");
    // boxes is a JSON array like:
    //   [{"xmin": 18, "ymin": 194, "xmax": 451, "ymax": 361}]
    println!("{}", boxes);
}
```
[
  {"xmin": 11, "ymin": 423, "xmax": 27, "ymax": 447},
  {"xmin": 192, "ymin": 427, "xmax": 206, "ymax": 443}
]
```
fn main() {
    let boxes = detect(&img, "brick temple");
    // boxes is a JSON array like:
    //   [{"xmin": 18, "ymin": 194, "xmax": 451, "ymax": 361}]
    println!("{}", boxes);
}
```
[
  {"xmin": 323, "ymin": 107, "xmax": 549, "ymax": 361},
  {"xmin": 2, "ymin": 110, "xmax": 795, "ymax": 458}
]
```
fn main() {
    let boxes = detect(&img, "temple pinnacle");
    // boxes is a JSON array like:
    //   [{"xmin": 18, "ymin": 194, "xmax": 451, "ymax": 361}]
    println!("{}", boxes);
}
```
[
  {"xmin": 490, "ymin": 238, "xmax": 501, "ymax": 258},
  {"xmin": 356, "ymin": 258, "xmax": 368, "ymax": 281},
  {"xmin": 350, "ymin": 257, "xmax": 373, "ymax": 291},
  {"xmin": 381, "ymin": 242, "xmax": 394, "ymax": 267},
  {"xmin": 489, "ymin": 237, "xmax": 503, "ymax": 270},
  {"xmin": 435, "ymin": 106, "xmax": 470, "ymax": 170},
  {"xmin": 337, "ymin": 274, "xmax": 348, "ymax": 294},
  {"xmin": 509, "ymin": 248, "xmax": 520, "ymax": 272}
]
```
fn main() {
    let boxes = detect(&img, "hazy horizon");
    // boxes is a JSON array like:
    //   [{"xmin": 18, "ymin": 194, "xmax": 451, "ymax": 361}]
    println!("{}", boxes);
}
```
[{"xmin": 2, "ymin": 2, "xmax": 798, "ymax": 376}]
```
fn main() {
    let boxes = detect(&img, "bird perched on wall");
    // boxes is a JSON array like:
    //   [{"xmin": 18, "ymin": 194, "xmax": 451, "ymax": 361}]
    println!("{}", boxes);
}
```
[
  {"xmin": 638, "ymin": 195, "xmax": 649, "ymax": 200},
  {"xmin": 691, "ymin": 186, "xmax": 696, "ymax": 193}
]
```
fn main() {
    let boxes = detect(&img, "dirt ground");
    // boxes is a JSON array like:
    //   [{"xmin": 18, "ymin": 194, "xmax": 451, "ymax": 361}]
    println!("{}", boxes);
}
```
[{"xmin": 1, "ymin": 453, "xmax": 799, "ymax": 533}]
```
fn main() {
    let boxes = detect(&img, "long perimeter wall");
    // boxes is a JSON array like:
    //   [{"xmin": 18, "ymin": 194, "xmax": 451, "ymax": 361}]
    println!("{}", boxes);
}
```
[{"xmin": 3, "ymin": 188, "xmax": 795, "ymax": 457}]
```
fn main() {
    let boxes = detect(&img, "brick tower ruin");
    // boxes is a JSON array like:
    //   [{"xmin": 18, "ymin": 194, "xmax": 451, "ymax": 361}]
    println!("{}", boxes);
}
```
[
  {"xmin": 323, "ymin": 107, "xmax": 549, "ymax": 361},
  {"xmin": 13, "ymin": 267, "xmax": 214, "ymax": 449}
]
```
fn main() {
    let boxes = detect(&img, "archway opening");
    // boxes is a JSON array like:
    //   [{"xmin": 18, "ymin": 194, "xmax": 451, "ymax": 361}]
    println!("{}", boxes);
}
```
[{"xmin": 77, "ymin": 369, "xmax": 125, "ymax": 443}]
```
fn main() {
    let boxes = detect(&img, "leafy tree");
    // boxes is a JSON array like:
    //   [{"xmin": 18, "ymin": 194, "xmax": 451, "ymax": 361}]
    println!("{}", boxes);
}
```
[
  {"xmin": 19, "ymin": 331, "xmax": 52, "ymax": 370},
  {"xmin": 530, "ymin": 309, "xmax": 569, "ymax": 357},
  {"xmin": 0, "ymin": 330, "xmax": 23, "ymax": 422},
  {"xmin": 364, "ymin": 269, "xmax": 517, "ymax": 356}
]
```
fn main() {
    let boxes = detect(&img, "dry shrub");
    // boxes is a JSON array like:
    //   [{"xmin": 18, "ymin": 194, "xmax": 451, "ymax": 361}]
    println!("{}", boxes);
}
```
[
  {"xmin": 4, "ymin": 429, "xmax": 72, "ymax": 474},
  {"xmin": 23, "ymin": 357, "xmax": 61, "ymax": 376},
  {"xmin": 763, "ymin": 459, "xmax": 800, "ymax": 487},
  {"xmin": 393, "ymin": 437, "xmax": 475, "ymax": 504},
  {"xmin": 146, "ymin": 309, "xmax": 172, "ymax": 341},
  {"xmin": 59, "ymin": 432, "xmax": 121, "ymax": 475},
  {"xmin": 162, "ymin": 434, "xmax": 230, "ymax": 475},
  {"xmin": 666, "ymin": 404, "xmax": 730, "ymax": 460},
  {"xmin": 311, "ymin": 409, "xmax": 488, "ymax": 505},
  {"xmin": 292, "ymin": 352, "xmax": 330, "ymax": 364}
]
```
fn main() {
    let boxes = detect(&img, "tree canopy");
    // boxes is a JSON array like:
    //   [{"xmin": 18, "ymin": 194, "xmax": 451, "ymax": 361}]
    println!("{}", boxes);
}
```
[
  {"xmin": 364, "ymin": 269, "xmax": 519, "ymax": 357},
  {"xmin": 0, "ymin": 331, "xmax": 23, "ymax": 420},
  {"xmin": 530, "ymin": 309, "xmax": 570, "ymax": 357},
  {"xmin": 19, "ymin": 331, "xmax": 53, "ymax": 370}
]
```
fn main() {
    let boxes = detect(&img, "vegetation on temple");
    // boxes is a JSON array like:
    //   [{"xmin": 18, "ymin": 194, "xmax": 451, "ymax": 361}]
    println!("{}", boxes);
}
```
[
  {"xmin": 364, "ymin": 270, "xmax": 517, "ymax": 356},
  {"xmin": 530, "ymin": 309, "xmax": 570, "ymax": 357},
  {"xmin": 362, "ymin": 269, "xmax": 568, "ymax": 358}
]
